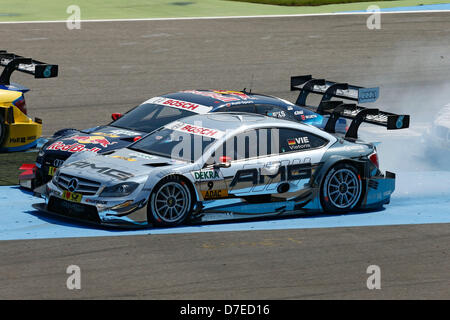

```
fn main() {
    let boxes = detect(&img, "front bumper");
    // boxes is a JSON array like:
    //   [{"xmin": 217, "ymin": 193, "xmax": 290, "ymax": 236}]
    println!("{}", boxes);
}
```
[{"xmin": 38, "ymin": 182, "xmax": 150, "ymax": 228}]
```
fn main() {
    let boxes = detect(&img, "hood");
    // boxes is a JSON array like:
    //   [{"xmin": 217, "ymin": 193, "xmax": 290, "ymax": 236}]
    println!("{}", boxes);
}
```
[
  {"xmin": 59, "ymin": 147, "xmax": 190, "ymax": 184},
  {"xmin": 42, "ymin": 126, "xmax": 146, "ymax": 159}
]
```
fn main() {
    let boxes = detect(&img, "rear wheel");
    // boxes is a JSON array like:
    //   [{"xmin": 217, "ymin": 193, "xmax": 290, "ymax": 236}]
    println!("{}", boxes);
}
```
[
  {"xmin": 321, "ymin": 163, "xmax": 362, "ymax": 213},
  {"xmin": 148, "ymin": 177, "xmax": 194, "ymax": 227}
]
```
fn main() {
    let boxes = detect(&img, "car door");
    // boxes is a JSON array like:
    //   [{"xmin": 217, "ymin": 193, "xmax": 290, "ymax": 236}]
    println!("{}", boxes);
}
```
[{"xmin": 219, "ymin": 127, "xmax": 329, "ymax": 199}]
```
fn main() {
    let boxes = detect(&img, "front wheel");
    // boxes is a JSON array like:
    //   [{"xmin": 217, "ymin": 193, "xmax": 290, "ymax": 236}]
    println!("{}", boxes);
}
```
[
  {"xmin": 148, "ymin": 177, "xmax": 194, "ymax": 227},
  {"xmin": 321, "ymin": 163, "xmax": 362, "ymax": 213}
]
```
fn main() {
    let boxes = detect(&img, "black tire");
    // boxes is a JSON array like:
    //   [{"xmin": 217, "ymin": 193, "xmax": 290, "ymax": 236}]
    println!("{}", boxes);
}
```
[
  {"xmin": 320, "ymin": 163, "xmax": 362, "ymax": 213},
  {"xmin": 147, "ymin": 176, "xmax": 194, "ymax": 227},
  {"xmin": 0, "ymin": 114, "xmax": 7, "ymax": 147}
]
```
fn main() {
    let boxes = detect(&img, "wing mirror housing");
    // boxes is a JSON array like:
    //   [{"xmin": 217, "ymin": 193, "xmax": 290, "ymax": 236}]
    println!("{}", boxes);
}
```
[
  {"xmin": 111, "ymin": 113, "xmax": 123, "ymax": 121},
  {"xmin": 212, "ymin": 156, "xmax": 231, "ymax": 169}
]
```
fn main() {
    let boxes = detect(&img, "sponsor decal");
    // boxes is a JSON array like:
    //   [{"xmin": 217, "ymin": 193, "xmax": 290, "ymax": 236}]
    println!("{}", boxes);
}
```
[
  {"xmin": 92, "ymin": 132, "xmax": 120, "ymax": 138},
  {"xmin": 48, "ymin": 166, "xmax": 57, "ymax": 176},
  {"xmin": 212, "ymin": 90, "xmax": 250, "ymax": 100},
  {"xmin": 110, "ymin": 155, "xmax": 137, "ymax": 162},
  {"xmin": 192, "ymin": 169, "xmax": 221, "ymax": 181},
  {"xmin": 66, "ymin": 161, "xmax": 134, "ymax": 181},
  {"xmin": 128, "ymin": 152, "xmax": 157, "ymax": 160},
  {"xmin": 165, "ymin": 121, "xmax": 225, "ymax": 139},
  {"xmin": 201, "ymin": 189, "xmax": 228, "ymax": 200},
  {"xmin": 85, "ymin": 199, "xmax": 108, "ymax": 205},
  {"xmin": 223, "ymin": 100, "xmax": 255, "ymax": 107},
  {"xmin": 53, "ymin": 159, "xmax": 65, "ymax": 167},
  {"xmin": 230, "ymin": 163, "xmax": 312, "ymax": 188},
  {"xmin": 9, "ymin": 137, "xmax": 25, "ymax": 143},
  {"xmin": 46, "ymin": 141, "xmax": 102, "ymax": 153},
  {"xmin": 181, "ymin": 90, "xmax": 250, "ymax": 103},
  {"xmin": 269, "ymin": 111, "xmax": 286, "ymax": 118},
  {"xmin": 9, "ymin": 136, "xmax": 35, "ymax": 143},
  {"xmin": 287, "ymin": 137, "xmax": 311, "ymax": 150},
  {"xmin": 65, "ymin": 135, "xmax": 116, "ymax": 148},
  {"xmin": 106, "ymin": 129, "xmax": 141, "ymax": 136},
  {"xmin": 145, "ymin": 97, "xmax": 212, "ymax": 114},
  {"xmin": 294, "ymin": 110, "xmax": 304, "ymax": 115}
]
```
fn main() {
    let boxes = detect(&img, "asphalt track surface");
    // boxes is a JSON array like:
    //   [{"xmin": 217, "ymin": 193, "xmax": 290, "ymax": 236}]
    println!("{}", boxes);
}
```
[{"xmin": 1, "ymin": 13, "xmax": 450, "ymax": 299}]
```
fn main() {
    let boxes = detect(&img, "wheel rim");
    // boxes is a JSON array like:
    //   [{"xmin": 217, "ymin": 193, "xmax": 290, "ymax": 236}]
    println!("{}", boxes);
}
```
[
  {"xmin": 327, "ymin": 168, "xmax": 360, "ymax": 209},
  {"xmin": 152, "ymin": 181, "xmax": 190, "ymax": 223}
]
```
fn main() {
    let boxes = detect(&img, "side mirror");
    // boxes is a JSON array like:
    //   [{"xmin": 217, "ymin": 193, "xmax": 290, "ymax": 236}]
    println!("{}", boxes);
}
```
[
  {"xmin": 213, "ymin": 162, "xmax": 231, "ymax": 169},
  {"xmin": 212, "ymin": 156, "xmax": 231, "ymax": 169},
  {"xmin": 111, "ymin": 113, "xmax": 123, "ymax": 121}
]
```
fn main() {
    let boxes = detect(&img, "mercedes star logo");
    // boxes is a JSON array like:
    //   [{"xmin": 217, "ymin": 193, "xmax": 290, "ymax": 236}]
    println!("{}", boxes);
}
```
[{"xmin": 67, "ymin": 178, "xmax": 79, "ymax": 192}]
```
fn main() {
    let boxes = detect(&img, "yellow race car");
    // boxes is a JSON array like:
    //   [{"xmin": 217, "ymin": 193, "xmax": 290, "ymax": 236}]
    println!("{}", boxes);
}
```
[{"xmin": 0, "ymin": 50, "xmax": 58, "ymax": 152}]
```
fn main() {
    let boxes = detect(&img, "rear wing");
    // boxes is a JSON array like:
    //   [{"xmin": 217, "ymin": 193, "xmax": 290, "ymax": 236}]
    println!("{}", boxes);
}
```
[
  {"xmin": 0, "ymin": 50, "xmax": 58, "ymax": 85},
  {"xmin": 290, "ymin": 75, "xmax": 409, "ymax": 139},
  {"xmin": 290, "ymin": 75, "xmax": 380, "ymax": 106},
  {"xmin": 320, "ymin": 101, "xmax": 410, "ymax": 139}
]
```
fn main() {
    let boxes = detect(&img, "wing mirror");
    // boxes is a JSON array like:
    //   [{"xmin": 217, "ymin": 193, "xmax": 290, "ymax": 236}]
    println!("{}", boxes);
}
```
[
  {"xmin": 212, "ymin": 156, "xmax": 231, "ymax": 169},
  {"xmin": 111, "ymin": 113, "xmax": 123, "ymax": 121}
]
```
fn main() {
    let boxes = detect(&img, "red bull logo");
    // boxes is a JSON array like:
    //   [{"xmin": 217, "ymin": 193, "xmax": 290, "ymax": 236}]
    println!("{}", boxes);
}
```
[
  {"xmin": 67, "ymin": 135, "xmax": 116, "ymax": 148},
  {"xmin": 46, "ymin": 141, "xmax": 101, "ymax": 153}
]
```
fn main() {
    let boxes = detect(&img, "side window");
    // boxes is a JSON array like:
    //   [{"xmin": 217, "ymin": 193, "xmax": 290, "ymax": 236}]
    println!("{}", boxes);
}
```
[
  {"xmin": 278, "ymin": 128, "xmax": 328, "ymax": 153},
  {"xmin": 209, "ymin": 129, "xmax": 273, "ymax": 163},
  {"xmin": 220, "ymin": 104, "xmax": 256, "ymax": 113},
  {"xmin": 255, "ymin": 104, "xmax": 295, "ymax": 121}
]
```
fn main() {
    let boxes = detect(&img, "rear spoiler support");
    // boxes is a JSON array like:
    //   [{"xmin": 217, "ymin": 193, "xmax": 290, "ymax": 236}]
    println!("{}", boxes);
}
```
[
  {"xmin": 345, "ymin": 108, "xmax": 380, "ymax": 139},
  {"xmin": 320, "ymin": 101, "xmax": 357, "ymax": 133},
  {"xmin": 0, "ymin": 50, "xmax": 58, "ymax": 85}
]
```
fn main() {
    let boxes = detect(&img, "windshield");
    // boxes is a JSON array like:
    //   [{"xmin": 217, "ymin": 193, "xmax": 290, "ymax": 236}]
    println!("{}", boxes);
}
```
[
  {"xmin": 110, "ymin": 103, "xmax": 196, "ymax": 133},
  {"xmin": 129, "ymin": 121, "xmax": 223, "ymax": 162}
]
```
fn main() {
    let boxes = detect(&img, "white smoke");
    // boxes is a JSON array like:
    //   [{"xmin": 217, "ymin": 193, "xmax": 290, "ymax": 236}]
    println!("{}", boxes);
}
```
[{"xmin": 357, "ymin": 40, "xmax": 450, "ymax": 172}]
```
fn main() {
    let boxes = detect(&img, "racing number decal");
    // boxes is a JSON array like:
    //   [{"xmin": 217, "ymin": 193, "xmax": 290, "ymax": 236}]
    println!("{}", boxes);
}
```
[{"xmin": 192, "ymin": 169, "xmax": 229, "ymax": 200}]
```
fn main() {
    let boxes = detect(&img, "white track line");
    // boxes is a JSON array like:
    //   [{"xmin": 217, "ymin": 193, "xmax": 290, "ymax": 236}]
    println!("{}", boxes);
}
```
[{"xmin": 0, "ymin": 9, "xmax": 449, "ymax": 24}]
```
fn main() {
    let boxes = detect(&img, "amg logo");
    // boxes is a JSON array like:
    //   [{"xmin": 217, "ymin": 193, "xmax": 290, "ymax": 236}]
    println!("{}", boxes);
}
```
[
  {"xmin": 230, "ymin": 163, "xmax": 312, "ymax": 188},
  {"xmin": 67, "ymin": 161, "xmax": 134, "ymax": 181}
]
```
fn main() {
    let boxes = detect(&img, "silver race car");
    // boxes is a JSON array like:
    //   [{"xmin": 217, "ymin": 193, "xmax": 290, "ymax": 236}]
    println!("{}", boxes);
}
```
[{"xmin": 35, "ymin": 110, "xmax": 408, "ymax": 228}]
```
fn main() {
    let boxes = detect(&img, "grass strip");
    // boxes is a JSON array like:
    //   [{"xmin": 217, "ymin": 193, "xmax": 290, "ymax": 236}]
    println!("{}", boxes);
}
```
[
  {"xmin": 227, "ymin": 0, "xmax": 397, "ymax": 7},
  {"xmin": 0, "ymin": 0, "xmax": 445, "ymax": 22}
]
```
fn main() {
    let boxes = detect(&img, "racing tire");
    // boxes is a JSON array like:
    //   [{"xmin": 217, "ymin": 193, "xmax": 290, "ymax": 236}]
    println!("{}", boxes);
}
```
[
  {"xmin": 148, "ymin": 176, "xmax": 194, "ymax": 227},
  {"xmin": 320, "ymin": 163, "xmax": 362, "ymax": 213},
  {"xmin": 0, "ymin": 114, "xmax": 6, "ymax": 147}
]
